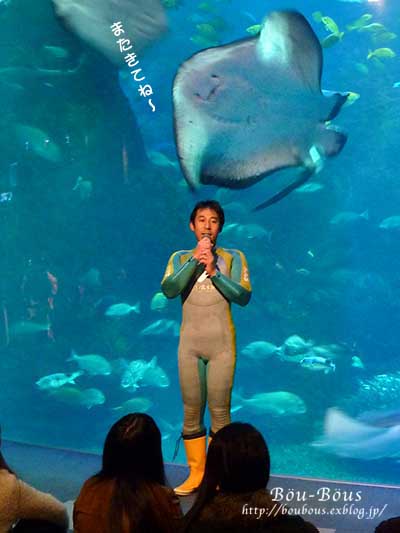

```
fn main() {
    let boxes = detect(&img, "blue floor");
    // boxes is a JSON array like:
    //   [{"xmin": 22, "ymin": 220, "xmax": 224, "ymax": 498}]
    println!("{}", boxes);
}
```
[{"xmin": 3, "ymin": 439, "xmax": 399, "ymax": 533}]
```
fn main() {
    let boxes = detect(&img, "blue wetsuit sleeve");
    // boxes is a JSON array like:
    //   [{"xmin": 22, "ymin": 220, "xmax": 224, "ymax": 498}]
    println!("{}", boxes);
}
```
[
  {"xmin": 210, "ymin": 250, "xmax": 251, "ymax": 306},
  {"xmin": 161, "ymin": 252, "xmax": 201, "ymax": 298}
]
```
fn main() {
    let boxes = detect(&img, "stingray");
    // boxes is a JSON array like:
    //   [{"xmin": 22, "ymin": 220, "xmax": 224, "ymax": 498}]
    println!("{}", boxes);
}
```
[
  {"xmin": 173, "ymin": 10, "xmax": 349, "ymax": 210},
  {"xmin": 52, "ymin": 0, "xmax": 167, "ymax": 66},
  {"xmin": 312, "ymin": 408, "xmax": 400, "ymax": 460}
]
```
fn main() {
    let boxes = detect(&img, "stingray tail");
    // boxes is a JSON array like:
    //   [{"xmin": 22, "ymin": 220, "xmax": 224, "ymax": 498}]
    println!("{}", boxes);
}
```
[{"xmin": 252, "ymin": 168, "xmax": 314, "ymax": 211}]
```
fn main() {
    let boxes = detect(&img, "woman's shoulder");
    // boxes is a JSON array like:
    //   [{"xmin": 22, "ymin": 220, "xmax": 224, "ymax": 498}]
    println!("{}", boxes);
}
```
[
  {"xmin": 198, "ymin": 490, "xmax": 318, "ymax": 531},
  {"xmin": 75, "ymin": 476, "xmax": 114, "ymax": 503},
  {"xmin": 152, "ymin": 484, "xmax": 181, "ymax": 505},
  {"xmin": 0, "ymin": 469, "xmax": 18, "ymax": 492},
  {"xmin": 152, "ymin": 485, "xmax": 183, "ymax": 518},
  {"xmin": 77, "ymin": 478, "xmax": 178, "ymax": 503}
]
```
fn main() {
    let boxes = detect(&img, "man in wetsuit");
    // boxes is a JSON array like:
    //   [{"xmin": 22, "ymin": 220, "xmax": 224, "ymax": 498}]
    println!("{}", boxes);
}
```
[{"xmin": 161, "ymin": 200, "xmax": 251, "ymax": 495}]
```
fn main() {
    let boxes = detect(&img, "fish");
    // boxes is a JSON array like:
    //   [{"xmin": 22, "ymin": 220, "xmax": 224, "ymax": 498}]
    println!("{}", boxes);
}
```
[
  {"xmin": 220, "ymin": 223, "xmax": 272, "ymax": 242},
  {"xmin": 321, "ymin": 33, "xmax": 343, "ymax": 49},
  {"xmin": 36, "ymin": 371, "xmax": 83, "ymax": 390},
  {"xmin": 300, "ymin": 355, "xmax": 336, "ymax": 374},
  {"xmin": 351, "ymin": 355, "xmax": 365, "ymax": 369},
  {"xmin": 0, "ymin": 58, "xmax": 85, "ymax": 88},
  {"xmin": 356, "ymin": 373, "xmax": 400, "ymax": 408},
  {"xmin": 15, "ymin": 124, "xmax": 62, "ymax": 163},
  {"xmin": 51, "ymin": 0, "xmax": 168, "ymax": 66},
  {"xmin": 295, "ymin": 268, "xmax": 311, "ymax": 276},
  {"xmin": 294, "ymin": 182, "xmax": 324, "ymax": 193},
  {"xmin": 10, "ymin": 321, "xmax": 50, "ymax": 335},
  {"xmin": 343, "ymin": 92, "xmax": 360, "ymax": 107},
  {"xmin": 354, "ymin": 62, "xmax": 369, "ymax": 75},
  {"xmin": 121, "ymin": 356, "xmax": 170, "ymax": 390},
  {"xmin": 112, "ymin": 397, "xmax": 153, "ymax": 414},
  {"xmin": 241, "ymin": 341, "xmax": 281, "ymax": 360},
  {"xmin": 312, "ymin": 11, "xmax": 323, "ymax": 23},
  {"xmin": 140, "ymin": 318, "xmax": 180, "ymax": 336},
  {"xmin": 372, "ymin": 31, "xmax": 397, "ymax": 45},
  {"xmin": 359, "ymin": 23, "xmax": 387, "ymax": 33},
  {"xmin": 48, "ymin": 386, "xmax": 105, "ymax": 409},
  {"xmin": 312, "ymin": 344, "xmax": 345, "ymax": 358},
  {"xmin": 190, "ymin": 34, "xmax": 220, "ymax": 48},
  {"xmin": 367, "ymin": 48, "xmax": 396, "ymax": 60},
  {"xmin": 68, "ymin": 350, "xmax": 112, "ymax": 375},
  {"xmin": 121, "ymin": 359, "xmax": 148, "ymax": 390},
  {"xmin": 147, "ymin": 150, "xmax": 179, "ymax": 169},
  {"xmin": 150, "ymin": 291, "xmax": 169, "ymax": 311},
  {"xmin": 281, "ymin": 335, "xmax": 314, "ymax": 357},
  {"xmin": 42, "ymin": 45, "xmax": 70, "ymax": 59},
  {"xmin": 141, "ymin": 356, "xmax": 170, "ymax": 387},
  {"xmin": 346, "ymin": 14, "xmax": 373, "ymax": 32},
  {"xmin": 79, "ymin": 388, "xmax": 106, "ymax": 408},
  {"xmin": 196, "ymin": 23, "xmax": 219, "ymax": 40},
  {"xmin": 158, "ymin": 418, "xmax": 182, "ymax": 441},
  {"xmin": 48, "ymin": 386, "xmax": 85, "ymax": 407},
  {"xmin": 208, "ymin": 16, "xmax": 228, "ymax": 32},
  {"xmin": 393, "ymin": 82, "xmax": 400, "ymax": 88},
  {"xmin": 79, "ymin": 267, "xmax": 101, "ymax": 288},
  {"xmin": 245, "ymin": 24, "xmax": 262, "ymax": 36},
  {"xmin": 72, "ymin": 176, "xmax": 93, "ymax": 200},
  {"xmin": 379, "ymin": 215, "xmax": 400, "ymax": 230},
  {"xmin": 173, "ymin": 10, "xmax": 348, "ymax": 210},
  {"xmin": 233, "ymin": 390, "xmax": 307, "ymax": 416},
  {"xmin": 105, "ymin": 302, "xmax": 141, "ymax": 316},
  {"xmin": 237, "ymin": 224, "xmax": 272, "ymax": 241},
  {"xmin": 320, "ymin": 16, "xmax": 341, "ymax": 35},
  {"xmin": 312, "ymin": 408, "xmax": 400, "ymax": 460},
  {"xmin": 220, "ymin": 201, "xmax": 248, "ymax": 217},
  {"xmin": 197, "ymin": 2, "xmax": 217, "ymax": 13},
  {"xmin": 330, "ymin": 209, "xmax": 369, "ymax": 225}
]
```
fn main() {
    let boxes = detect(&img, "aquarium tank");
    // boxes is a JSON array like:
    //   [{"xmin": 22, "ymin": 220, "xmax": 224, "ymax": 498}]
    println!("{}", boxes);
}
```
[{"xmin": 1, "ymin": 0, "xmax": 400, "ymax": 487}]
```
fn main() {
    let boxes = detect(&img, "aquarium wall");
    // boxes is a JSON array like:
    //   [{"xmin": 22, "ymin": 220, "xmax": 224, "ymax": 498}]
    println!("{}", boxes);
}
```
[{"xmin": 1, "ymin": 0, "xmax": 400, "ymax": 486}]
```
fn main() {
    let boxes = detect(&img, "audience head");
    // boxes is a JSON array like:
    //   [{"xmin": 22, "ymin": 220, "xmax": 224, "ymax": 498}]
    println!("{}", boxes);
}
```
[
  {"xmin": 184, "ymin": 422, "xmax": 270, "ymax": 531},
  {"xmin": 375, "ymin": 517, "xmax": 400, "ymax": 532},
  {"xmin": 205, "ymin": 422, "xmax": 270, "ymax": 493},
  {"xmin": 100, "ymin": 413, "xmax": 165, "ymax": 485}
]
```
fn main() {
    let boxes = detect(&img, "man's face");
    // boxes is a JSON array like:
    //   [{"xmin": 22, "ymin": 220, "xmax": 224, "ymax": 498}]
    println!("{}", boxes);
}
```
[{"xmin": 190, "ymin": 208, "xmax": 221, "ymax": 244}]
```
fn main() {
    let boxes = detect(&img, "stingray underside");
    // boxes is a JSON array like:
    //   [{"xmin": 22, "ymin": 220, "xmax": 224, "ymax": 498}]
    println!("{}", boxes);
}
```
[{"xmin": 173, "ymin": 9, "xmax": 349, "ymax": 205}]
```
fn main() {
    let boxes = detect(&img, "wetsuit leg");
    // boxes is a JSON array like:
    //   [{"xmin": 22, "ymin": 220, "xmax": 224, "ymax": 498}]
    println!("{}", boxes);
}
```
[
  {"xmin": 178, "ymin": 339, "xmax": 207, "ymax": 435},
  {"xmin": 207, "ymin": 346, "xmax": 236, "ymax": 434}
]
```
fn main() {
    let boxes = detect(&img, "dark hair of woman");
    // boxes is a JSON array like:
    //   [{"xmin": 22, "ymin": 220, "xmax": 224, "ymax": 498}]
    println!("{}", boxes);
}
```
[
  {"xmin": 183, "ymin": 422, "xmax": 270, "ymax": 531},
  {"xmin": 94, "ymin": 413, "xmax": 173, "ymax": 533},
  {"xmin": 0, "ymin": 426, "xmax": 14, "ymax": 474}
]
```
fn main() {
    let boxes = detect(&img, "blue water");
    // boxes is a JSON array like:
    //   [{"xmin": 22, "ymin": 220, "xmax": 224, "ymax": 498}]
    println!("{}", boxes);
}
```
[{"xmin": 1, "ymin": 0, "xmax": 400, "ymax": 486}]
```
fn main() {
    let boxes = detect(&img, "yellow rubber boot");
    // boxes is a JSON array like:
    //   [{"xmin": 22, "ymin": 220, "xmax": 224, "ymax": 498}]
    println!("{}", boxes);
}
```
[{"xmin": 174, "ymin": 435, "xmax": 207, "ymax": 496}]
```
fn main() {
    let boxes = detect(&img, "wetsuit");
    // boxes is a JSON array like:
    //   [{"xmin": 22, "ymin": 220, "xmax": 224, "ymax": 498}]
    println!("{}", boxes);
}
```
[{"xmin": 161, "ymin": 247, "xmax": 251, "ymax": 436}]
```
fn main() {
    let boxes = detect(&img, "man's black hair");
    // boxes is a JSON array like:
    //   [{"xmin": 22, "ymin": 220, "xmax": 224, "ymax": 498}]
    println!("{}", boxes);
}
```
[{"xmin": 190, "ymin": 200, "xmax": 225, "ymax": 230}]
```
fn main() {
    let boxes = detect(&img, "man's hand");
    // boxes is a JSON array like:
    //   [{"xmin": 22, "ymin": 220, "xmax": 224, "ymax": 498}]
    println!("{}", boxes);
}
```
[
  {"xmin": 193, "ymin": 236, "xmax": 212, "ymax": 260},
  {"xmin": 198, "ymin": 249, "xmax": 217, "ymax": 277}
]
